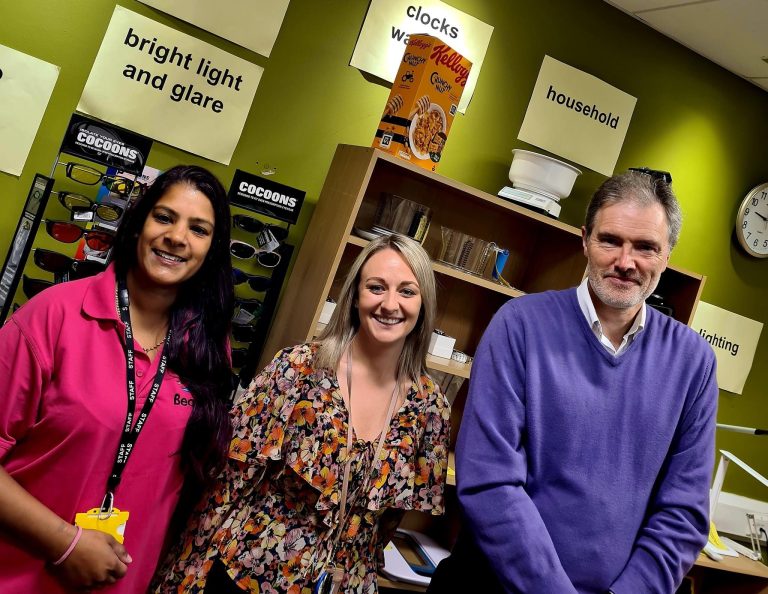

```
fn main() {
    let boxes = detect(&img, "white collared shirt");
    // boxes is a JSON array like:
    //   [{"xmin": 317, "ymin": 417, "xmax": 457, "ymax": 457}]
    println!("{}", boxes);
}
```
[{"xmin": 576, "ymin": 277, "xmax": 646, "ymax": 356}]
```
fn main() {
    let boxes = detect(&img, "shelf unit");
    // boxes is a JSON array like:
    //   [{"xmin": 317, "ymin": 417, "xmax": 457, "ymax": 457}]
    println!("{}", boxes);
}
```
[
  {"xmin": 261, "ymin": 144, "xmax": 705, "ymax": 370},
  {"xmin": 259, "ymin": 144, "xmax": 707, "ymax": 592}
]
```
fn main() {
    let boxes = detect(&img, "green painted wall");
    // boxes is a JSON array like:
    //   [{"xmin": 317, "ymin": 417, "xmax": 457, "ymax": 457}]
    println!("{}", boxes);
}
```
[{"xmin": 1, "ymin": 0, "xmax": 766, "ymax": 499}]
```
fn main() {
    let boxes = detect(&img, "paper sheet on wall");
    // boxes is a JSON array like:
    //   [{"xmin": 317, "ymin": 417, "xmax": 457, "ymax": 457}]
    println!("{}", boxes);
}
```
[
  {"xmin": 137, "ymin": 0, "xmax": 289, "ymax": 57},
  {"xmin": 518, "ymin": 56, "xmax": 636, "ymax": 176},
  {"xmin": 350, "ymin": 0, "xmax": 493, "ymax": 113},
  {"xmin": 691, "ymin": 301, "xmax": 763, "ymax": 394},
  {"xmin": 0, "ymin": 44, "xmax": 59, "ymax": 176},
  {"xmin": 77, "ymin": 6, "xmax": 263, "ymax": 165}
]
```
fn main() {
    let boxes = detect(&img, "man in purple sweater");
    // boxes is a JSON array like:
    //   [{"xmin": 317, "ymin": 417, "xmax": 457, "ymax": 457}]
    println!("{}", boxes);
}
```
[{"xmin": 428, "ymin": 169, "xmax": 718, "ymax": 593}]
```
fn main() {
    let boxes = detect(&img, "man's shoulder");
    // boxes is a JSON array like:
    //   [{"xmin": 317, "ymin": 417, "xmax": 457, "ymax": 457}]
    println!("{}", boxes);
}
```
[
  {"xmin": 497, "ymin": 287, "xmax": 577, "ymax": 318},
  {"xmin": 645, "ymin": 308, "xmax": 716, "ymax": 365},
  {"xmin": 648, "ymin": 308, "xmax": 711, "ymax": 347}
]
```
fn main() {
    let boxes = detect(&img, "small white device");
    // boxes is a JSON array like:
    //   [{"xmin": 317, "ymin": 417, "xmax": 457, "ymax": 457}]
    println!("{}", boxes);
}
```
[
  {"xmin": 381, "ymin": 529, "xmax": 450, "ymax": 586},
  {"xmin": 498, "ymin": 185, "xmax": 561, "ymax": 218}
]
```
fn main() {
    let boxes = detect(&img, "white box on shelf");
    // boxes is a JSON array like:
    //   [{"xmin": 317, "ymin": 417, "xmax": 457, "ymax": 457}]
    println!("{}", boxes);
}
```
[
  {"xmin": 318, "ymin": 299, "xmax": 336, "ymax": 325},
  {"xmin": 428, "ymin": 331, "xmax": 456, "ymax": 359}
]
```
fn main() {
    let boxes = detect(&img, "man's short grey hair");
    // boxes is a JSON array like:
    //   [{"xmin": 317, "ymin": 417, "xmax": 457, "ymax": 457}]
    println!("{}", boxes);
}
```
[{"xmin": 584, "ymin": 170, "xmax": 683, "ymax": 249}]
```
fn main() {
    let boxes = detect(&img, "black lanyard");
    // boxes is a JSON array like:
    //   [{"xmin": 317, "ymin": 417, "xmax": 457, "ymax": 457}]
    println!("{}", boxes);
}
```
[{"xmin": 102, "ymin": 278, "xmax": 171, "ymax": 512}]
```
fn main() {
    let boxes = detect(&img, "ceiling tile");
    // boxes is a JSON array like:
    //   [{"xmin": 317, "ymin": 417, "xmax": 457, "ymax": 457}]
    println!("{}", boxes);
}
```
[{"xmin": 603, "ymin": 0, "xmax": 768, "ymax": 91}]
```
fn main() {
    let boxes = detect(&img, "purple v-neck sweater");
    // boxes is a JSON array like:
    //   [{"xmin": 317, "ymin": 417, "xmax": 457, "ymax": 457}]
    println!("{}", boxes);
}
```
[{"xmin": 456, "ymin": 288, "xmax": 717, "ymax": 594}]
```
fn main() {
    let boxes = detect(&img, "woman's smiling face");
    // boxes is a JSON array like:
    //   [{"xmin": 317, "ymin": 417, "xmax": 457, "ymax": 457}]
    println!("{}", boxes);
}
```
[
  {"xmin": 134, "ymin": 182, "xmax": 215, "ymax": 288},
  {"xmin": 355, "ymin": 248, "xmax": 422, "ymax": 349}
]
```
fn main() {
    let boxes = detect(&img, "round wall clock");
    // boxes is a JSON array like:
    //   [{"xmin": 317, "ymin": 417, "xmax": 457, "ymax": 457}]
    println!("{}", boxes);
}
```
[{"xmin": 736, "ymin": 182, "xmax": 768, "ymax": 258}]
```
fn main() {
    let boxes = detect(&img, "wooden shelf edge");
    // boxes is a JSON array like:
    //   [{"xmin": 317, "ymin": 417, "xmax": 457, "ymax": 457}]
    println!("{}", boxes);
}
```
[
  {"xmin": 378, "ymin": 576, "xmax": 428, "ymax": 592},
  {"xmin": 360, "ymin": 146, "xmax": 582, "ymax": 237},
  {"xmin": 347, "ymin": 234, "xmax": 525, "ymax": 300},
  {"xmin": 425, "ymin": 355, "xmax": 471, "ymax": 379}
]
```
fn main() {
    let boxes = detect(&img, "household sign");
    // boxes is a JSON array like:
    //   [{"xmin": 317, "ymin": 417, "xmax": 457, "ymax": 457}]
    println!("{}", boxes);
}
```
[
  {"xmin": 518, "ymin": 56, "xmax": 636, "ymax": 176},
  {"xmin": 229, "ymin": 169, "xmax": 305, "ymax": 225}
]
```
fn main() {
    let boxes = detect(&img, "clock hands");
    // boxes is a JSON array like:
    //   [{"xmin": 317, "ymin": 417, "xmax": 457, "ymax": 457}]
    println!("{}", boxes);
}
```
[{"xmin": 755, "ymin": 211, "xmax": 768, "ymax": 222}]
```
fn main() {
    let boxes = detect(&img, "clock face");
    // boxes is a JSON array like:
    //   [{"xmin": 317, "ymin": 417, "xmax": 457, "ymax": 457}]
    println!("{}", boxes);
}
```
[{"xmin": 736, "ymin": 183, "xmax": 768, "ymax": 258}]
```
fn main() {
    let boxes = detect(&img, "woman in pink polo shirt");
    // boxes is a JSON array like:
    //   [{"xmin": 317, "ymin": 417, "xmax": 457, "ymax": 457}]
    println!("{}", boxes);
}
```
[{"xmin": 0, "ymin": 165, "xmax": 234, "ymax": 593}]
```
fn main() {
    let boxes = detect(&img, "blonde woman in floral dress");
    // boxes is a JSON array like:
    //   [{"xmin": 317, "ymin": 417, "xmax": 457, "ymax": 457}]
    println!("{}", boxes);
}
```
[{"xmin": 154, "ymin": 233, "xmax": 450, "ymax": 594}]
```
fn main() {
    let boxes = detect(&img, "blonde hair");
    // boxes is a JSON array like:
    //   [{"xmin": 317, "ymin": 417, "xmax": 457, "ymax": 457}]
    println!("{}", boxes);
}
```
[{"xmin": 314, "ymin": 234, "xmax": 437, "ymax": 381}]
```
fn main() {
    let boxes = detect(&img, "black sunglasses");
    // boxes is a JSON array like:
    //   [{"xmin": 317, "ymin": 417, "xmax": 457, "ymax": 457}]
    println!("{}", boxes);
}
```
[
  {"xmin": 33, "ymin": 249, "xmax": 106, "ymax": 279},
  {"xmin": 231, "ymin": 347, "xmax": 249, "ymax": 368},
  {"xmin": 231, "ymin": 322, "xmax": 259, "ymax": 343},
  {"xmin": 231, "ymin": 267, "xmax": 272, "ymax": 292},
  {"xmin": 22, "ymin": 275, "xmax": 54, "ymax": 299},
  {"xmin": 232, "ymin": 214, "xmax": 289, "ymax": 241},
  {"xmin": 629, "ymin": 167, "xmax": 672, "ymax": 185}
]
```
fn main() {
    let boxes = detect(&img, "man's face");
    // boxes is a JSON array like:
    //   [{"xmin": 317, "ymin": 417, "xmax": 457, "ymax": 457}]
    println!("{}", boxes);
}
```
[{"xmin": 582, "ymin": 199, "xmax": 670, "ymax": 316}]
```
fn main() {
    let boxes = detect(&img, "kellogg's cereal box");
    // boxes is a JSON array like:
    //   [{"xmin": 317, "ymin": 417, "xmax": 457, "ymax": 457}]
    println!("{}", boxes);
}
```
[{"xmin": 373, "ymin": 34, "xmax": 472, "ymax": 171}]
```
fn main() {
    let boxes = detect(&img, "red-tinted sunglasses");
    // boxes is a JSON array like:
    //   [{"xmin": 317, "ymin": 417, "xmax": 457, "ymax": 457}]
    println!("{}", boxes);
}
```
[{"xmin": 45, "ymin": 220, "xmax": 115, "ymax": 252}]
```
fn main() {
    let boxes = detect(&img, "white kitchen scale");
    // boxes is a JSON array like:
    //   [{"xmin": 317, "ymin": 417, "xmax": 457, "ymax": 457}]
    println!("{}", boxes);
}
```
[{"xmin": 498, "ymin": 185, "xmax": 561, "ymax": 218}]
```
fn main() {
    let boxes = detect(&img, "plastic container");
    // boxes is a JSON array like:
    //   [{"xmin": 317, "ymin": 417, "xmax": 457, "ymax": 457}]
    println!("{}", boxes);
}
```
[
  {"xmin": 436, "ymin": 226, "xmax": 494, "ymax": 276},
  {"xmin": 373, "ymin": 193, "xmax": 432, "ymax": 244}
]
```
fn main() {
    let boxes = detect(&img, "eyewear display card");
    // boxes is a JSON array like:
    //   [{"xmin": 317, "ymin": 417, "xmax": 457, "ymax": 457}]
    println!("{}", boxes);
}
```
[
  {"xmin": 350, "ymin": 0, "xmax": 493, "ymax": 114},
  {"xmin": 0, "ymin": 44, "xmax": 60, "ymax": 176},
  {"xmin": 518, "ymin": 56, "xmax": 636, "ymax": 176},
  {"xmin": 60, "ymin": 113, "xmax": 153, "ymax": 174},
  {"xmin": 137, "ymin": 0, "xmax": 289, "ymax": 58},
  {"xmin": 78, "ymin": 6, "xmax": 263, "ymax": 165},
  {"xmin": 691, "ymin": 301, "xmax": 763, "ymax": 395},
  {"xmin": 228, "ymin": 169, "xmax": 305, "ymax": 225}
]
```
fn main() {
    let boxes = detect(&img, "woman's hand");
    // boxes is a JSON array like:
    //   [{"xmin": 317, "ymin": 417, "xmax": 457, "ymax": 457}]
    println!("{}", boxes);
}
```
[{"xmin": 49, "ymin": 528, "xmax": 132, "ymax": 590}]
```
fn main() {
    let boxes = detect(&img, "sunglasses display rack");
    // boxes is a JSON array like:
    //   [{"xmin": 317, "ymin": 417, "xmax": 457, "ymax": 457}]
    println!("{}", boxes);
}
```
[
  {"xmin": 0, "ymin": 175, "xmax": 55, "ymax": 324},
  {"xmin": 1, "ymin": 123, "xmax": 149, "ymax": 320},
  {"xmin": 228, "ymin": 209, "xmax": 295, "ymax": 388}
]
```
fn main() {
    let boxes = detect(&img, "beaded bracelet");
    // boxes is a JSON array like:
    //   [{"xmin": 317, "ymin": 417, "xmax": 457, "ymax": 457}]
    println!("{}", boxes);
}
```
[{"xmin": 53, "ymin": 525, "xmax": 83, "ymax": 566}]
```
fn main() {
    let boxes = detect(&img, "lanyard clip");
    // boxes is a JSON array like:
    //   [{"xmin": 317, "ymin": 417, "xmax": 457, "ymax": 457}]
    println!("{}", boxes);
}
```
[{"xmin": 99, "ymin": 491, "xmax": 114, "ymax": 518}]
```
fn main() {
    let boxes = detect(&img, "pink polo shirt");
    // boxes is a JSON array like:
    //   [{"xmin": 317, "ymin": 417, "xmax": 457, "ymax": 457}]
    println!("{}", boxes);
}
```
[{"xmin": 0, "ymin": 265, "xmax": 193, "ymax": 594}]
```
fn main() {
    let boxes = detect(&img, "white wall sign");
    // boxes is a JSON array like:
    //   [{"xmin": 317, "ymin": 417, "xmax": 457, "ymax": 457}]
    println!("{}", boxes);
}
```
[
  {"xmin": 691, "ymin": 301, "xmax": 763, "ymax": 395},
  {"xmin": 137, "ymin": 0, "xmax": 289, "ymax": 58},
  {"xmin": 350, "ymin": 0, "xmax": 493, "ymax": 113},
  {"xmin": 518, "ymin": 56, "xmax": 636, "ymax": 176},
  {"xmin": 0, "ymin": 44, "xmax": 59, "ymax": 176},
  {"xmin": 77, "ymin": 6, "xmax": 263, "ymax": 165}
]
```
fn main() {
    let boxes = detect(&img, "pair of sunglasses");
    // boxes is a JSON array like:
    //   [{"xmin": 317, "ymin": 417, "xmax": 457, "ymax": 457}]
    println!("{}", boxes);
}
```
[
  {"xmin": 233, "ymin": 298, "xmax": 263, "ymax": 325},
  {"xmin": 56, "ymin": 162, "xmax": 146, "ymax": 198},
  {"xmin": 22, "ymin": 275, "xmax": 54, "ymax": 299},
  {"xmin": 230, "ymin": 240, "xmax": 281, "ymax": 268},
  {"xmin": 55, "ymin": 191, "xmax": 124, "ymax": 222},
  {"xmin": 45, "ymin": 220, "xmax": 114, "ymax": 251},
  {"xmin": 232, "ymin": 267, "xmax": 272, "ymax": 292},
  {"xmin": 33, "ymin": 249, "xmax": 105, "ymax": 279},
  {"xmin": 629, "ymin": 167, "xmax": 673, "ymax": 185},
  {"xmin": 231, "ymin": 347, "xmax": 249, "ymax": 368},
  {"xmin": 231, "ymin": 322, "xmax": 259, "ymax": 343},
  {"xmin": 232, "ymin": 214, "xmax": 289, "ymax": 241}
]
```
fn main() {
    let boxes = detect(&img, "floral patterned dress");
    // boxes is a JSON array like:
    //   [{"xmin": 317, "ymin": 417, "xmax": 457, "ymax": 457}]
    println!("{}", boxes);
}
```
[{"xmin": 153, "ymin": 343, "xmax": 450, "ymax": 594}]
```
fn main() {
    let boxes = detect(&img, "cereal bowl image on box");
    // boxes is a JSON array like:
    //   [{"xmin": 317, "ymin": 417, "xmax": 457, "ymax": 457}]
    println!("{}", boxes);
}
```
[{"xmin": 409, "ymin": 103, "xmax": 447, "ymax": 161}]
